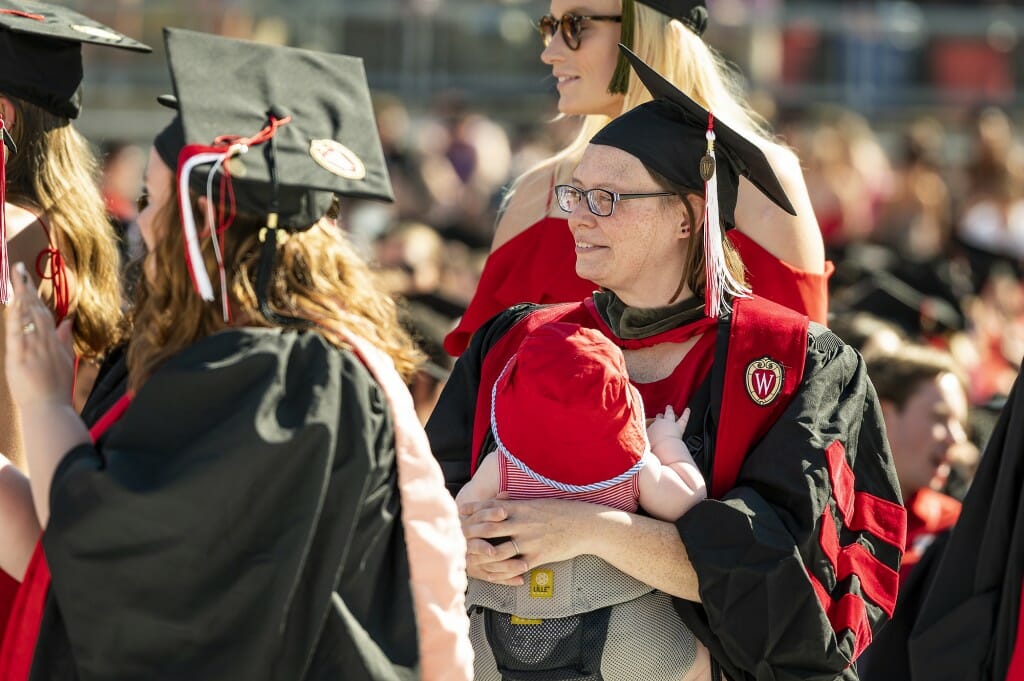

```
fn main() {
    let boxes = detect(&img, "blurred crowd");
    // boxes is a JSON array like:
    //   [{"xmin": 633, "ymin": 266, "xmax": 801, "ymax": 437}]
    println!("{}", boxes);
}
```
[{"xmin": 99, "ymin": 88, "xmax": 1023, "ymax": 499}]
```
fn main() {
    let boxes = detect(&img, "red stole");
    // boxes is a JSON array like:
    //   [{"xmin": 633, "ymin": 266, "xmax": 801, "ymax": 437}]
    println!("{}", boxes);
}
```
[{"xmin": 0, "ymin": 393, "xmax": 133, "ymax": 681}]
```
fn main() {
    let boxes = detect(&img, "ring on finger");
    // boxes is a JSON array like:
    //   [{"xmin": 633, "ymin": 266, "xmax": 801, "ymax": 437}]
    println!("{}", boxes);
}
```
[
  {"xmin": 510, "ymin": 538, "xmax": 521, "ymax": 557},
  {"xmin": 21, "ymin": 321, "xmax": 36, "ymax": 335}
]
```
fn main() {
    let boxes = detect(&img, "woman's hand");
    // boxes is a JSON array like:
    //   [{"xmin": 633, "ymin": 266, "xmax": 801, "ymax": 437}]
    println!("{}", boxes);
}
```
[
  {"xmin": 5, "ymin": 262, "xmax": 74, "ymax": 411},
  {"xmin": 459, "ymin": 495, "xmax": 604, "ymax": 585}
]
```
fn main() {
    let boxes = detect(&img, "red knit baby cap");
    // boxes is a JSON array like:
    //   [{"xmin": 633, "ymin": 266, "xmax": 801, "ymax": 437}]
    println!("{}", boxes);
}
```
[{"xmin": 490, "ymin": 321, "xmax": 649, "ymax": 490}]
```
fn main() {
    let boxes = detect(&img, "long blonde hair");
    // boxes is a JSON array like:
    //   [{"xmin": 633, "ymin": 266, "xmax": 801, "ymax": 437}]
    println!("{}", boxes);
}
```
[
  {"xmin": 128, "ymin": 187, "xmax": 423, "ymax": 391},
  {"xmin": 508, "ymin": 4, "xmax": 773, "ymax": 200},
  {"xmin": 4, "ymin": 95, "xmax": 123, "ymax": 359}
]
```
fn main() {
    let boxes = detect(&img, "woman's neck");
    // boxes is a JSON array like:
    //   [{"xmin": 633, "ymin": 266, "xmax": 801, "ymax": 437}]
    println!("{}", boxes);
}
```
[{"xmin": 593, "ymin": 290, "xmax": 705, "ymax": 340}]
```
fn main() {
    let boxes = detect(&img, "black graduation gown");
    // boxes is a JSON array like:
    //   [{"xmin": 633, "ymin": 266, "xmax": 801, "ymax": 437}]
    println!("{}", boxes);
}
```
[
  {"xmin": 427, "ymin": 303, "xmax": 903, "ymax": 681},
  {"xmin": 908, "ymin": 368, "xmax": 1024, "ymax": 680},
  {"xmin": 34, "ymin": 328, "xmax": 418, "ymax": 681}
]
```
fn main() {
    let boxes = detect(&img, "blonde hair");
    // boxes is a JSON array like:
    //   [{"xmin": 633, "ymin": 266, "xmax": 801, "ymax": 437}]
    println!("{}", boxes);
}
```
[
  {"xmin": 4, "ymin": 95, "xmax": 123, "ymax": 359},
  {"xmin": 128, "ymin": 187, "xmax": 423, "ymax": 391},
  {"xmin": 507, "ymin": 4, "xmax": 773, "ymax": 199}
]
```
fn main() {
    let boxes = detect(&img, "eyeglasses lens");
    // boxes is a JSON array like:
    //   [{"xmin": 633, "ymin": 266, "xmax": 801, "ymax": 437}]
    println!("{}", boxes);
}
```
[
  {"xmin": 589, "ymin": 189, "xmax": 614, "ymax": 216},
  {"xmin": 556, "ymin": 185, "xmax": 580, "ymax": 212},
  {"xmin": 537, "ymin": 15, "xmax": 582, "ymax": 49}
]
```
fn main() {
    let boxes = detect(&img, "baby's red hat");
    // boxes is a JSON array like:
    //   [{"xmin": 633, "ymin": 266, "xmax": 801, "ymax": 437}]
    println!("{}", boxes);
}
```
[{"xmin": 491, "ymin": 321, "xmax": 648, "ymax": 490}]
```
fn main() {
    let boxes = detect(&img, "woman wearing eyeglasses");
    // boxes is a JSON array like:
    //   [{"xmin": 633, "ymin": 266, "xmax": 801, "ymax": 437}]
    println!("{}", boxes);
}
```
[
  {"xmin": 428, "ymin": 51, "xmax": 903, "ymax": 681},
  {"xmin": 442, "ymin": 0, "xmax": 830, "ymax": 357}
]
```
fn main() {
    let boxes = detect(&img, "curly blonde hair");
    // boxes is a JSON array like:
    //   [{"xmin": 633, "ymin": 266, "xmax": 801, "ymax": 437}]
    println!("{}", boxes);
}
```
[
  {"xmin": 127, "ymin": 184, "xmax": 422, "ymax": 391},
  {"xmin": 4, "ymin": 94, "xmax": 124, "ymax": 359}
]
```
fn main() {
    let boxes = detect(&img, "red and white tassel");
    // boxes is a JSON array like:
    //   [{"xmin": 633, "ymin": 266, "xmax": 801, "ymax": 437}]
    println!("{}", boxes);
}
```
[
  {"xmin": 176, "ymin": 143, "xmax": 246, "ymax": 311},
  {"xmin": 0, "ymin": 115, "xmax": 10, "ymax": 305},
  {"xmin": 702, "ymin": 113, "xmax": 750, "ymax": 318}
]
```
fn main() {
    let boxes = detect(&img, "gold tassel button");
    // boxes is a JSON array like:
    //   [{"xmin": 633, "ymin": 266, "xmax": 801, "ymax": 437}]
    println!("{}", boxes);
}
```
[{"xmin": 700, "ymin": 154, "xmax": 716, "ymax": 181}]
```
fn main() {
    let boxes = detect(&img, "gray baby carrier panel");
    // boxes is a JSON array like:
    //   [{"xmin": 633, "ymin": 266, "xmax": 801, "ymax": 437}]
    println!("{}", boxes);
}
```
[{"xmin": 467, "ymin": 554, "xmax": 700, "ymax": 680}]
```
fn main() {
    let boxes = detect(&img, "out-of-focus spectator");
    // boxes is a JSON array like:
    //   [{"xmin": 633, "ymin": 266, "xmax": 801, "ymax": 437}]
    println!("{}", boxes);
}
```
[
  {"xmin": 99, "ymin": 139, "xmax": 146, "ymax": 262},
  {"xmin": 857, "ymin": 343, "xmax": 973, "ymax": 679},
  {"xmin": 375, "ymin": 221, "xmax": 469, "ymax": 423},
  {"xmin": 955, "ymin": 106, "xmax": 1024, "ymax": 289},
  {"xmin": 961, "ymin": 264, "xmax": 1024, "ymax": 403},
  {"xmin": 868, "ymin": 344, "xmax": 969, "ymax": 582},
  {"xmin": 797, "ymin": 108, "xmax": 893, "ymax": 255},
  {"xmin": 875, "ymin": 116, "xmax": 954, "ymax": 262},
  {"xmin": 415, "ymin": 92, "xmax": 512, "ymax": 249}
]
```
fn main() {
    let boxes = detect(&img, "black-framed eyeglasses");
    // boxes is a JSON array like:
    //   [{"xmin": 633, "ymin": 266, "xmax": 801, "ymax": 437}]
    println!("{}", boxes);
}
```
[
  {"xmin": 537, "ymin": 13, "xmax": 622, "ymax": 50},
  {"xmin": 554, "ymin": 184, "xmax": 674, "ymax": 217}
]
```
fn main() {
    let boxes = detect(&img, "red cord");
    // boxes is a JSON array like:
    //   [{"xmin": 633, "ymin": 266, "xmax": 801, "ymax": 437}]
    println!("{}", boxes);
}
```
[{"xmin": 0, "ymin": 9, "xmax": 44, "ymax": 20}]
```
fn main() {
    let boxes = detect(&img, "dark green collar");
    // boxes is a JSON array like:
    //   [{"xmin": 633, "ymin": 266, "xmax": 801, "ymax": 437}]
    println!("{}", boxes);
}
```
[{"xmin": 592, "ymin": 290, "xmax": 706, "ymax": 340}]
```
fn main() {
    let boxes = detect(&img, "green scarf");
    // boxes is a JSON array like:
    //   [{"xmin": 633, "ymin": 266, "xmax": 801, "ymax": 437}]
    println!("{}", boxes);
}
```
[{"xmin": 593, "ymin": 290, "xmax": 705, "ymax": 340}]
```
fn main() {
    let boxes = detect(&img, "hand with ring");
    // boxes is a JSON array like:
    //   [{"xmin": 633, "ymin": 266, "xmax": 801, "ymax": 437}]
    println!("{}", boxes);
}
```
[{"xmin": 4, "ymin": 262, "xmax": 75, "ymax": 410}]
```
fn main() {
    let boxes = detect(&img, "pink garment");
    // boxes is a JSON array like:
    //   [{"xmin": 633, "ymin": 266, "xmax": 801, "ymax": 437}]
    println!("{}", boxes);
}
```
[{"xmin": 339, "ymin": 330, "xmax": 474, "ymax": 681}]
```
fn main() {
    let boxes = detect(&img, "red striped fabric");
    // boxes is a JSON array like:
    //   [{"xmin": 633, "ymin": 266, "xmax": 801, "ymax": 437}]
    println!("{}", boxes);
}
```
[
  {"xmin": 825, "ymin": 441, "xmax": 906, "ymax": 552},
  {"xmin": 808, "ymin": 574, "xmax": 874, "ymax": 661},
  {"xmin": 500, "ymin": 456, "xmax": 641, "ymax": 511}
]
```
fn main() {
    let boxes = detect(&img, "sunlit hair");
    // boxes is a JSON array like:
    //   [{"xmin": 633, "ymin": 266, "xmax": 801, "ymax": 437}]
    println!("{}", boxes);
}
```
[
  {"xmin": 504, "ymin": 4, "xmax": 773, "ymax": 211},
  {"xmin": 648, "ymin": 168, "xmax": 747, "ymax": 305},
  {"xmin": 127, "ymin": 183, "xmax": 423, "ymax": 392},
  {"xmin": 4, "ymin": 94, "xmax": 123, "ymax": 359},
  {"xmin": 868, "ymin": 344, "xmax": 967, "ymax": 411}
]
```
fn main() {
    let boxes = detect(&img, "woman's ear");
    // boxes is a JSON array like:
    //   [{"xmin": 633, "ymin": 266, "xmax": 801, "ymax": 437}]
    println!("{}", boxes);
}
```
[
  {"xmin": 678, "ymin": 194, "xmax": 706, "ymax": 238},
  {"xmin": 0, "ymin": 97, "xmax": 16, "ymax": 128}
]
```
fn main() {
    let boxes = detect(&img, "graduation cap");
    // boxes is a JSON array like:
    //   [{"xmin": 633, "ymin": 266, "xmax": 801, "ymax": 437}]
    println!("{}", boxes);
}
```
[
  {"xmin": 0, "ymin": 1, "xmax": 149, "ymax": 303},
  {"xmin": 0, "ymin": 1, "xmax": 151, "ymax": 119},
  {"xmin": 635, "ymin": 0, "xmax": 708, "ymax": 35},
  {"xmin": 154, "ymin": 28, "xmax": 393, "ymax": 323},
  {"xmin": 592, "ymin": 45, "xmax": 795, "ymax": 317},
  {"xmin": 833, "ymin": 270, "xmax": 965, "ymax": 337},
  {"xmin": 609, "ymin": 0, "xmax": 707, "ymax": 93}
]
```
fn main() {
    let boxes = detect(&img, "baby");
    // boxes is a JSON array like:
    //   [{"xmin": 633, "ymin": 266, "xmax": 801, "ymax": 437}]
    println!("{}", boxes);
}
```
[{"xmin": 457, "ymin": 321, "xmax": 711, "ymax": 681}]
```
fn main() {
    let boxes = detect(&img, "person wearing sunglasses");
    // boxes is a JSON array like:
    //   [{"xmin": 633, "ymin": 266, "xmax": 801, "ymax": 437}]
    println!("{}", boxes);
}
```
[
  {"xmin": 442, "ymin": 0, "xmax": 831, "ymax": 357},
  {"xmin": 428, "ymin": 50, "xmax": 903, "ymax": 681}
]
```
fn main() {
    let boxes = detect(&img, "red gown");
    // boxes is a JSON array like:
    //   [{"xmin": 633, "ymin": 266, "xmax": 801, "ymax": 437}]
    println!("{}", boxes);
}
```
[{"xmin": 444, "ymin": 216, "xmax": 832, "ymax": 356}]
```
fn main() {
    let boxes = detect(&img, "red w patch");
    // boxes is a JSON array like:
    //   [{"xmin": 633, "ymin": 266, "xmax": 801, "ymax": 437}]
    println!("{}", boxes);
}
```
[{"xmin": 745, "ymin": 356, "xmax": 784, "ymax": 406}]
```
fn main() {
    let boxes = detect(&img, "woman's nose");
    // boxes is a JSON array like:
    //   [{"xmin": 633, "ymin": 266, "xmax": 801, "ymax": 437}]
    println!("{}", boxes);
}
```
[{"xmin": 540, "ymin": 33, "xmax": 567, "ymax": 64}]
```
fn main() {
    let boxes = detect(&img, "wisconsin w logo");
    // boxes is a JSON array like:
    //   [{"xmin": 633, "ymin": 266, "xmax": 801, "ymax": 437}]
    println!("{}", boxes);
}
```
[{"xmin": 745, "ymin": 356, "xmax": 784, "ymax": 406}]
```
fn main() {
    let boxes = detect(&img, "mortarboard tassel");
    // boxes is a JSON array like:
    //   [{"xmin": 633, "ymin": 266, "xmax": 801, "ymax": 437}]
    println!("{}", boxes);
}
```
[
  {"xmin": 176, "ymin": 144, "xmax": 245, "ymax": 304},
  {"xmin": 254, "ymin": 108, "xmax": 311, "ymax": 330},
  {"xmin": 701, "ymin": 113, "xmax": 750, "ymax": 318},
  {"xmin": 0, "ymin": 115, "xmax": 9, "ymax": 305},
  {"xmin": 608, "ymin": 0, "xmax": 635, "ymax": 95},
  {"xmin": 175, "ymin": 114, "xmax": 291, "ymax": 321}
]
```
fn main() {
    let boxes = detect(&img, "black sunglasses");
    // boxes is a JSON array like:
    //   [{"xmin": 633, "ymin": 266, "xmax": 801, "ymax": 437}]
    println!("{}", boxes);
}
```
[{"xmin": 537, "ymin": 13, "xmax": 622, "ymax": 50}]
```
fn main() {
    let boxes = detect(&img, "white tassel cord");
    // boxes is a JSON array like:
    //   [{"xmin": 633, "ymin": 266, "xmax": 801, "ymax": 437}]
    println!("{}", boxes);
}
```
[
  {"xmin": 702, "ymin": 126, "xmax": 750, "ymax": 318},
  {"xmin": 178, "ymin": 144, "xmax": 248, "ymax": 306}
]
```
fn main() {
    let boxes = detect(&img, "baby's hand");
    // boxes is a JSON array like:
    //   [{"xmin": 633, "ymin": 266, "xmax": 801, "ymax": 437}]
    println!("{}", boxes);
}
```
[{"xmin": 647, "ymin": 406, "xmax": 690, "ymax": 447}]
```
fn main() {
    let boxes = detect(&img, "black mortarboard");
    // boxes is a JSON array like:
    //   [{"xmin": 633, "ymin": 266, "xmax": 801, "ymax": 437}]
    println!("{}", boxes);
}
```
[
  {"xmin": 0, "ymin": 1, "xmax": 150, "ymax": 119},
  {"xmin": 594, "ymin": 45, "xmax": 795, "ymax": 224},
  {"xmin": 592, "ymin": 46, "xmax": 795, "ymax": 317},
  {"xmin": 635, "ymin": 0, "xmax": 708, "ymax": 35},
  {"xmin": 160, "ymin": 28, "xmax": 393, "ymax": 228},
  {"xmin": 155, "ymin": 28, "xmax": 394, "ymax": 322}
]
